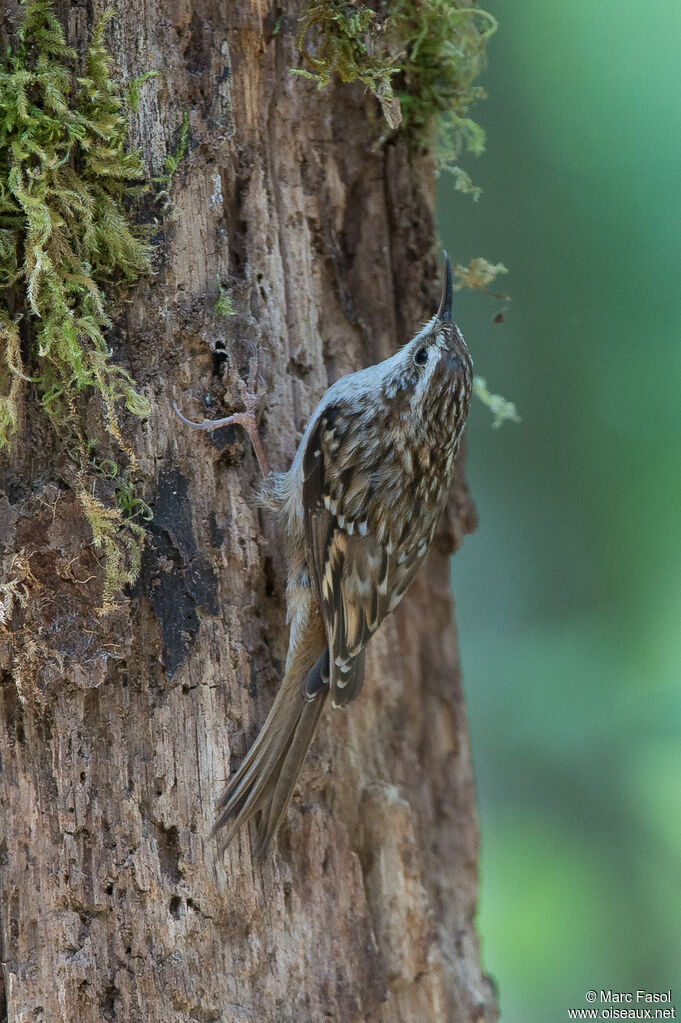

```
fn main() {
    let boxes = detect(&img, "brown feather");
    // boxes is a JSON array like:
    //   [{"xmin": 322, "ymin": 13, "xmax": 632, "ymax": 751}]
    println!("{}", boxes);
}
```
[{"xmin": 213, "ymin": 616, "xmax": 326, "ymax": 859}]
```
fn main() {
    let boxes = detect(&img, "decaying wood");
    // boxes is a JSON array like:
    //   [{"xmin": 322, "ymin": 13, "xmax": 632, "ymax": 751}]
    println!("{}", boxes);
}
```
[{"xmin": 0, "ymin": 1, "xmax": 497, "ymax": 1020}]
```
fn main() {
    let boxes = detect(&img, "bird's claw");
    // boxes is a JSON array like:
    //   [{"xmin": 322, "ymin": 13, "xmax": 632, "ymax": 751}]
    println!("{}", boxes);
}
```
[{"xmin": 173, "ymin": 357, "xmax": 270, "ymax": 477}]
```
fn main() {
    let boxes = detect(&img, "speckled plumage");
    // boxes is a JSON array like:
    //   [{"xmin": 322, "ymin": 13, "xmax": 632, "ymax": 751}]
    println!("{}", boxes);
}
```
[{"xmin": 214, "ymin": 255, "xmax": 473, "ymax": 857}]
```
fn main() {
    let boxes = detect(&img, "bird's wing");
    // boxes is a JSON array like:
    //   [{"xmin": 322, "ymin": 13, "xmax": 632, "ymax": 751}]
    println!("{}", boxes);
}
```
[{"xmin": 302, "ymin": 403, "xmax": 427, "ymax": 707}]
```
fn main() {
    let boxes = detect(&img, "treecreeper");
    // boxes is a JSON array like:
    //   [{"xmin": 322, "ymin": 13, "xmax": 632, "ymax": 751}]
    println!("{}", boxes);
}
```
[{"xmin": 175, "ymin": 253, "xmax": 473, "ymax": 858}]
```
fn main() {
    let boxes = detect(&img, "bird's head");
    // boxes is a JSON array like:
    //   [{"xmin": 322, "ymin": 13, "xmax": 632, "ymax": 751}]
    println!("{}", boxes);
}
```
[{"xmin": 382, "ymin": 253, "xmax": 473, "ymax": 447}]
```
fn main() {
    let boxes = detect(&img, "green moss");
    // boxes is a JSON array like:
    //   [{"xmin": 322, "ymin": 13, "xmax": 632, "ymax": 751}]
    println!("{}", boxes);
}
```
[
  {"xmin": 215, "ymin": 280, "xmax": 234, "ymax": 318},
  {"xmin": 454, "ymin": 256, "xmax": 508, "ymax": 292},
  {"xmin": 126, "ymin": 70, "xmax": 160, "ymax": 113},
  {"xmin": 392, "ymin": 1, "xmax": 497, "ymax": 181},
  {"xmin": 0, "ymin": 0, "xmax": 153, "ymax": 446},
  {"xmin": 0, "ymin": 0, "xmax": 158, "ymax": 607},
  {"xmin": 292, "ymin": 0, "xmax": 496, "ymax": 180},
  {"xmin": 292, "ymin": 2, "xmax": 400, "ymax": 126},
  {"xmin": 473, "ymin": 377, "xmax": 520, "ymax": 429},
  {"xmin": 154, "ymin": 110, "xmax": 189, "ymax": 206},
  {"xmin": 78, "ymin": 470, "xmax": 151, "ymax": 613},
  {"xmin": 0, "ymin": 311, "xmax": 23, "ymax": 441}
]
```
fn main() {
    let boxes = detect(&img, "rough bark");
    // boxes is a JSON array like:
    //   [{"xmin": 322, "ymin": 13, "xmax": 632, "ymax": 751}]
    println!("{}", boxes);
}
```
[{"xmin": 0, "ymin": 1, "xmax": 497, "ymax": 1021}]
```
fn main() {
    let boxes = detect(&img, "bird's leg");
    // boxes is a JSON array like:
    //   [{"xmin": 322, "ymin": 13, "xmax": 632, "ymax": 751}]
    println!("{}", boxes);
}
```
[{"xmin": 173, "ymin": 357, "xmax": 270, "ymax": 477}]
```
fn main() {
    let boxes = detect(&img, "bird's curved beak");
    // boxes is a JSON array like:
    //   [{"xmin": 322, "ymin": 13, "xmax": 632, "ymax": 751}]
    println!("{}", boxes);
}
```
[{"xmin": 436, "ymin": 251, "xmax": 453, "ymax": 323}]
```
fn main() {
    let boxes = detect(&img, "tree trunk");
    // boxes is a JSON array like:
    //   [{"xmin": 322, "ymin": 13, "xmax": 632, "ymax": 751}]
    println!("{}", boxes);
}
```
[{"xmin": 0, "ymin": 1, "xmax": 497, "ymax": 1020}]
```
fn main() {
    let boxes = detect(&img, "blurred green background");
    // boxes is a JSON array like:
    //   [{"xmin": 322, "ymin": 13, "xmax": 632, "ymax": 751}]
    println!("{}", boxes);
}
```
[{"xmin": 437, "ymin": 1, "xmax": 681, "ymax": 1019}]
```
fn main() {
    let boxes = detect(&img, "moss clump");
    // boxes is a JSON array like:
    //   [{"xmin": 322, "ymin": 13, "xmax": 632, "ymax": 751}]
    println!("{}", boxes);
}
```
[
  {"xmin": 391, "ymin": 1, "xmax": 496, "ymax": 186},
  {"xmin": 454, "ymin": 257, "xmax": 507, "ymax": 292},
  {"xmin": 215, "ymin": 280, "xmax": 235, "ymax": 318},
  {"xmin": 0, "ymin": 0, "xmax": 157, "ymax": 607},
  {"xmin": 292, "ymin": 1, "xmax": 401, "ymax": 127},
  {"xmin": 0, "ymin": 1, "xmax": 152, "ymax": 449},
  {"xmin": 293, "ymin": 0, "xmax": 496, "ymax": 182},
  {"xmin": 473, "ymin": 377, "xmax": 520, "ymax": 429},
  {"xmin": 78, "ymin": 478, "xmax": 149, "ymax": 612}
]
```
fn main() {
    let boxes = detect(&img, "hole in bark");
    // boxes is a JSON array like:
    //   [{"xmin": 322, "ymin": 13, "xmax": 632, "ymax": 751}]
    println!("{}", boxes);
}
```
[
  {"xmin": 211, "ymin": 422, "xmax": 239, "ymax": 455},
  {"xmin": 282, "ymin": 881, "xmax": 292, "ymax": 911},
  {"xmin": 156, "ymin": 823, "xmax": 182, "ymax": 882},
  {"xmin": 169, "ymin": 895, "xmax": 183, "ymax": 919},
  {"xmin": 263, "ymin": 555, "xmax": 276, "ymax": 598},
  {"xmin": 208, "ymin": 512, "xmax": 224, "ymax": 549},
  {"xmin": 212, "ymin": 346, "xmax": 228, "ymax": 378},
  {"xmin": 105, "ymin": 883, "xmax": 114, "ymax": 896}
]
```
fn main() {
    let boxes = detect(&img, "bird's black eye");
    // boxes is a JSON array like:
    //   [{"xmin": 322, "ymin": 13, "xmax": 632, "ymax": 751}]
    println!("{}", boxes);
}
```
[{"xmin": 414, "ymin": 347, "xmax": 429, "ymax": 366}]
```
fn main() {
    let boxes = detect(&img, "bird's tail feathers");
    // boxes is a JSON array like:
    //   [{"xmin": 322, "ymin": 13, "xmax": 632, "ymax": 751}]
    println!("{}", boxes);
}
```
[{"xmin": 213, "ymin": 649, "xmax": 329, "ymax": 859}]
